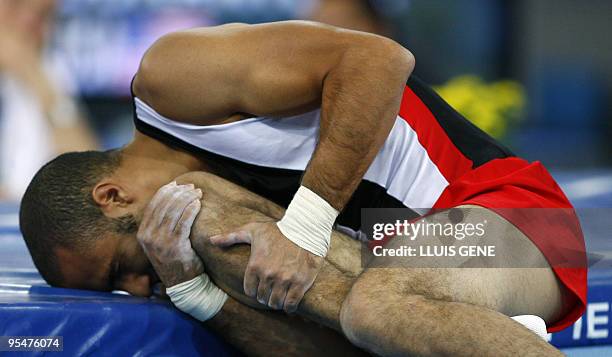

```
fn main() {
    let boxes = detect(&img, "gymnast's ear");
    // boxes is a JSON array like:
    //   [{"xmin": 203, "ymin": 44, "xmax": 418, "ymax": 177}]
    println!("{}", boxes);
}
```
[{"xmin": 92, "ymin": 181, "xmax": 134, "ymax": 217}]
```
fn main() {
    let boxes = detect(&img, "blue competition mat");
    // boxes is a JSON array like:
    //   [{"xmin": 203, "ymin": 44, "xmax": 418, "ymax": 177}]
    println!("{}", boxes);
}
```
[{"xmin": 1, "ymin": 170, "xmax": 611, "ymax": 355}]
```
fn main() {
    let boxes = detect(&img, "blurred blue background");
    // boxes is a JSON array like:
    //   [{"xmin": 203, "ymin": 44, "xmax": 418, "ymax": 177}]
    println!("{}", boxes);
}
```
[{"xmin": 1, "ymin": 0, "xmax": 610, "ymax": 203}]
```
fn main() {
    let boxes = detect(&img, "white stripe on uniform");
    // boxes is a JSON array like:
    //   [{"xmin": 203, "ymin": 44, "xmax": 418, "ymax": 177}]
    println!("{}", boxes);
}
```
[{"xmin": 134, "ymin": 97, "xmax": 449, "ymax": 210}]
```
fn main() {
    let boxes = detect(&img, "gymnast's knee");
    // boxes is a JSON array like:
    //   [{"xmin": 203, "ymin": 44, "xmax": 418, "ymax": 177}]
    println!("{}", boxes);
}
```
[{"xmin": 339, "ymin": 279, "xmax": 425, "ymax": 346}]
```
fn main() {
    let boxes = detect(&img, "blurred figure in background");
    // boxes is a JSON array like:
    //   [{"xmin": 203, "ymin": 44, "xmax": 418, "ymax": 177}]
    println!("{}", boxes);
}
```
[
  {"xmin": 0, "ymin": 0, "xmax": 98, "ymax": 200},
  {"xmin": 307, "ymin": 0, "xmax": 388, "ymax": 35}
]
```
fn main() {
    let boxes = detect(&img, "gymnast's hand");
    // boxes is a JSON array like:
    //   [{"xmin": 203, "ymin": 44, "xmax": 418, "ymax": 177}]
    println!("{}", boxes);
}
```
[
  {"xmin": 210, "ymin": 222, "xmax": 323, "ymax": 313},
  {"xmin": 137, "ymin": 181, "xmax": 205, "ymax": 288}
]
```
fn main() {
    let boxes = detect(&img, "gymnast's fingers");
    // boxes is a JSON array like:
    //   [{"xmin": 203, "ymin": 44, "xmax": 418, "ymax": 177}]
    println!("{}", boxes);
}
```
[
  {"xmin": 283, "ymin": 282, "xmax": 308, "ymax": 314},
  {"xmin": 145, "ymin": 182, "xmax": 188, "ymax": 229},
  {"xmin": 243, "ymin": 261, "xmax": 260, "ymax": 298},
  {"xmin": 162, "ymin": 188, "xmax": 202, "ymax": 233},
  {"xmin": 153, "ymin": 184, "xmax": 193, "ymax": 228},
  {"xmin": 138, "ymin": 183, "xmax": 191, "ymax": 245},
  {"xmin": 256, "ymin": 273, "xmax": 274, "ymax": 305},
  {"xmin": 174, "ymin": 199, "xmax": 201, "ymax": 239},
  {"xmin": 267, "ymin": 279, "xmax": 290, "ymax": 310}
]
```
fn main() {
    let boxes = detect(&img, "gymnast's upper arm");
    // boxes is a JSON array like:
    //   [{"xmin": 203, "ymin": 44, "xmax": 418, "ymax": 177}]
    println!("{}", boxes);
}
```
[
  {"xmin": 176, "ymin": 171, "xmax": 363, "ymax": 278},
  {"xmin": 131, "ymin": 21, "xmax": 399, "ymax": 124}
]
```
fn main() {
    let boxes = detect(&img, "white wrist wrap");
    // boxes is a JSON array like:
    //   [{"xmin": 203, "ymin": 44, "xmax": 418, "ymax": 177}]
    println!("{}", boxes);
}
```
[
  {"xmin": 167, "ymin": 274, "xmax": 228, "ymax": 322},
  {"xmin": 277, "ymin": 186, "xmax": 339, "ymax": 257}
]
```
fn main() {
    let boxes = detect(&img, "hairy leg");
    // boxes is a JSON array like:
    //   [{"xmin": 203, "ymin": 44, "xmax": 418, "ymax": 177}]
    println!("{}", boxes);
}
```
[
  {"xmin": 340, "ymin": 284, "xmax": 560, "ymax": 357},
  {"xmin": 339, "ymin": 206, "xmax": 566, "ymax": 356},
  {"xmin": 206, "ymin": 297, "xmax": 369, "ymax": 356}
]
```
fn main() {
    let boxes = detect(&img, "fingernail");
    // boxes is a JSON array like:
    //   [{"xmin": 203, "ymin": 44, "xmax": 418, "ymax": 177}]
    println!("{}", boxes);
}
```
[
  {"xmin": 188, "ymin": 184, "xmax": 195, "ymax": 189},
  {"xmin": 170, "ymin": 181, "xmax": 177, "ymax": 186},
  {"xmin": 196, "ymin": 188, "xmax": 202, "ymax": 196}
]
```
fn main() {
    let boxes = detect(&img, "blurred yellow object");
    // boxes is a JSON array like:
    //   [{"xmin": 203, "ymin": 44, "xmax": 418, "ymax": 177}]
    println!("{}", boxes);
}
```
[{"xmin": 434, "ymin": 75, "xmax": 526, "ymax": 139}]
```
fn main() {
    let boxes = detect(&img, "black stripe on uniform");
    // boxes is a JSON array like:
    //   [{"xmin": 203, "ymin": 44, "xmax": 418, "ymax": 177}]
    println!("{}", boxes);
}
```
[{"xmin": 407, "ymin": 76, "xmax": 515, "ymax": 168}]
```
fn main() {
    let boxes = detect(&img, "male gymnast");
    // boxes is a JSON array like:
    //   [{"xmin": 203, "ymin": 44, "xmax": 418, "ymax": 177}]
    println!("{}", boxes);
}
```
[{"xmin": 19, "ymin": 21, "xmax": 586, "ymax": 356}]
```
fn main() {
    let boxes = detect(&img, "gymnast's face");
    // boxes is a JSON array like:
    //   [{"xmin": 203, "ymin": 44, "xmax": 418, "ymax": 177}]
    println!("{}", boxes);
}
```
[
  {"xmin": 55, "ymin": 157, "xmax": 192, "ymax": 296},
  {"xmin": 55, "ymin": 231, "xmax": 161, "ymax": 297}
]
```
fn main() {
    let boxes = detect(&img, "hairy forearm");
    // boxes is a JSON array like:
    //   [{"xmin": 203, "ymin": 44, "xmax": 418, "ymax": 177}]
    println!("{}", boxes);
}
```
[
  {"xmin": 302, "ymin": 41, "xmax": 414, "ymax": 209},
  {"xmin": 190, "ymin": 196, "xmax": 358, "ymax": 331}
]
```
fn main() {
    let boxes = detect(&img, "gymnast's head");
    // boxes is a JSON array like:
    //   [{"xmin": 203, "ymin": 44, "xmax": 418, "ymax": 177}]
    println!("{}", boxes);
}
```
[{"xmin": 19, "ymin": 150, "xmax": 172, "ymax": 296}]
